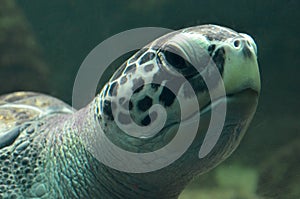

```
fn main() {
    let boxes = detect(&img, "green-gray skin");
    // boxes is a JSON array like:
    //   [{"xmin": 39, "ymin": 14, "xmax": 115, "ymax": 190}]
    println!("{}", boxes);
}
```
[{"xmin": 0, "ymin": 25, "xmax": 260, "ymax": 199}]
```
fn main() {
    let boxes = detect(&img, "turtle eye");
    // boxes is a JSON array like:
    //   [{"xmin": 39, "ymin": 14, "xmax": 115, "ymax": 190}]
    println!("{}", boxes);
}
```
[
  {"xmin": 162, "ymin": 49, "xmax": 198, "ymax": 78},
  {"xmin": 163, "ymin": 50, "xmax": 194, "ymax": 70},
  {"xmin": 164, "ymin": 50, "xmax": 186, "ymax": 69}
]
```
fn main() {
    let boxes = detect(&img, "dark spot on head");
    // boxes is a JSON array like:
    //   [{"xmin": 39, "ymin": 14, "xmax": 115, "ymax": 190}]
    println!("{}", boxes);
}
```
[
  {"xmin": 139, "ymin": 52, "xmax": 156, "ymax": 65},
  {"xmin": 129, "ymin": 101, "xmax": 133, "ymax": 110},
  {"xmin": 134, "ymin": 86, "xmax": 144, "ymax": 94},
  {"xmin": 108, "ymin": 81, "xmax": 119, "ymax": 96},
  {"xmin": 159, "ymin": 86, "xmax": 176, "ymax": 107},
  {"xmin": 212, "ymin": 47, "xmax": 225, "ymax": 75},
  {"xmin": 144, "ymin": 64, "xmax": 154, "ymax": 72},
  {"xmin": 118, "ymin": 112, "xmax": 131, "ymax": 125},
  {"xmin": 206, "ymin": 35, "xmax": 214, "ymax": 41},
  {"xmin": 208, "ymin": 44, "xmax": 216, "ymax": 56},
  {"xmin": 151, "ymin": 83, "xmax": 160, "ymax": 91},
  {"xmin": 137, "ymin": 96, "xmax": 153, "ymax": 112},
  {"xmin": 242, "ymin": 46, "xmax": 252, "ymax": 58},
  {"xmin": 120, "ymin": 76, "xmax": 127, "ymax": 85},
  {"xmin": 103, "ymin": 100, "xmax": 114, "ymax": 121},
  {"xmin": 132, "ymin": 78, "xmax": 145, "ymax": 94},
  {"xmin": 141, "ymin": 115, "xmax": 151, "ymax": 126},
  {"xmin": 123, "ymin": 64, "xmax": 136, "ymax": 74}
]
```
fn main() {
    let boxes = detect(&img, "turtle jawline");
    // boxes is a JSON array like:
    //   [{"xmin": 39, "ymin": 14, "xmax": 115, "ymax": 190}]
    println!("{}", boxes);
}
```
[
  {"xmin": 178, "ymin": 88, "xmax": 259, "ymax": 126},
  {"xmin": 158, "ymin": 88, "xmax": 258, "ymax": 135},
  {"xmin": 199, "ymin": 88, "xmax": 259, "ymax": 116}
]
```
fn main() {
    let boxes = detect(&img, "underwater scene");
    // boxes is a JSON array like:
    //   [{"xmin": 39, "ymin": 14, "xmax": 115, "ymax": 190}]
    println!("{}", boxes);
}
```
[{"xmin": 0, "ymin": 0, "xmax": 299, "ymax": 198}]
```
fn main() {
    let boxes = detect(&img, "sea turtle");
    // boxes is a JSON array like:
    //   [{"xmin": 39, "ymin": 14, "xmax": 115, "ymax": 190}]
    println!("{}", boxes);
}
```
[{"xmin": 0, "ymin": 25, "xmax": 260, "ymax": 199}]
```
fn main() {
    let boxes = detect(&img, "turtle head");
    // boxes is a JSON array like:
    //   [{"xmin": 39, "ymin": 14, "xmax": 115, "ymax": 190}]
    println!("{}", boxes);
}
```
[{"xmin": 92, "ymin": 24, "xmax": 260, "ymax": 196}]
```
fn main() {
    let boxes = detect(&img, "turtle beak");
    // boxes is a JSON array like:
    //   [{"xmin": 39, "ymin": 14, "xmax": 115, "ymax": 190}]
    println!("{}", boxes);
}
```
[{"xmin": 222, "ymin": 36, "xmax": 261, "ymax": 96}]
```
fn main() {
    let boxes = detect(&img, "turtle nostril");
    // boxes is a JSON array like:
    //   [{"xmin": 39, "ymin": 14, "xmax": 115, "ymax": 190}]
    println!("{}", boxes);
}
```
[{"xmin": 233, "ymin": 40, "xmax": 241, "ymax": 48}]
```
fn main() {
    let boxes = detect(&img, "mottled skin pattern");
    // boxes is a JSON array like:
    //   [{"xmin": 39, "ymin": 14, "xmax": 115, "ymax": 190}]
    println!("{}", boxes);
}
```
[{"xmin": 0, "ymin": 25, "xmax": 260, "ymax": 198}]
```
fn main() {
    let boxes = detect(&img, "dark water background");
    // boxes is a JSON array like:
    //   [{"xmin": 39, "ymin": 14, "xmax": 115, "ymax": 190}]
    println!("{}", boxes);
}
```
[{"xmin": 1, "ymin": 0, "xmax": 300, "ymax": 198}]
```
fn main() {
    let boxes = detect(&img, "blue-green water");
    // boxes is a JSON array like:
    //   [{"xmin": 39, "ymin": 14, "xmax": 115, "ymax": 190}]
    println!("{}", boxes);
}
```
[{"xmin": 1, "ymin": 0, "xmax": 300, "ymax": 198}]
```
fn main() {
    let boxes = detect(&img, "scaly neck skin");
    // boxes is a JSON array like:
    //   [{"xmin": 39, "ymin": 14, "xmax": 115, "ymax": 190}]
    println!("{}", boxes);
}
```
[{"xmin": 44, "ymin": 102, "xmax": 200, "ymax": 199}]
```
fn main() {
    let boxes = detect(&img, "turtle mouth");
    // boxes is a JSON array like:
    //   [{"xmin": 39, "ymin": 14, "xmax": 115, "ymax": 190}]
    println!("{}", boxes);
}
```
[
  {"xmin": 199, "ymin": 88, "xmax": 259, "ymax": 116},
  {"xmin": 159, "ymin": 88, "xmax": 259, "ymax": 135}
]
